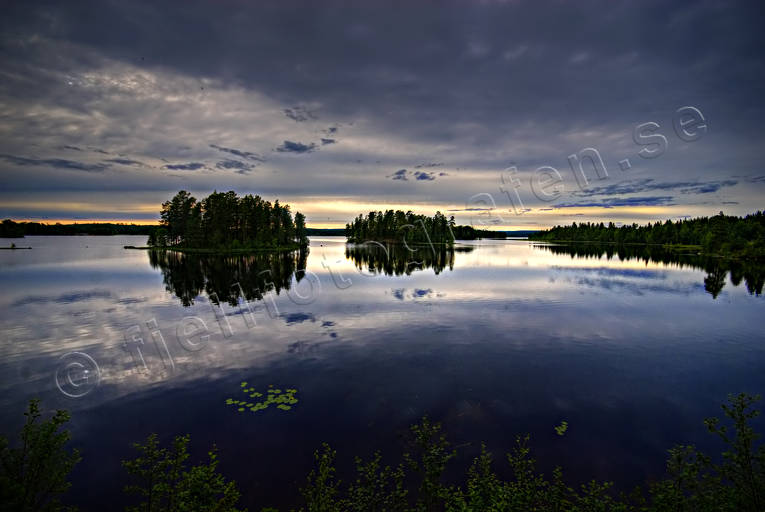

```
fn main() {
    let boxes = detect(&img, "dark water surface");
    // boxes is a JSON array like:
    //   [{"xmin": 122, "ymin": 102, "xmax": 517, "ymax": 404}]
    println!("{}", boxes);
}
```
[{"xmin": 1, "ymin": 235, "xmax": 763, "ymax": 509}]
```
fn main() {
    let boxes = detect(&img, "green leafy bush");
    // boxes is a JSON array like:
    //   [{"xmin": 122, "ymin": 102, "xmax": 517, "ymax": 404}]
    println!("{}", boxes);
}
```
[{"xmin": 0, "ymin": 399, "xmax": 81, "ymax": 512}]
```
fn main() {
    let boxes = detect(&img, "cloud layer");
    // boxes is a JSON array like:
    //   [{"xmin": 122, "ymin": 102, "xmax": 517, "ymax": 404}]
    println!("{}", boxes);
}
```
[{"xmin": 0, "ymin": 1, "xmax": 763, "ymax": 227}]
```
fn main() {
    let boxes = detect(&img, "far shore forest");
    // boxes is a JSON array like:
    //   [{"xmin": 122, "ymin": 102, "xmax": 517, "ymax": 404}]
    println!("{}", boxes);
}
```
[{"xmin": 529, "ymin": 210, "xmax": 765, "ymax": 259}]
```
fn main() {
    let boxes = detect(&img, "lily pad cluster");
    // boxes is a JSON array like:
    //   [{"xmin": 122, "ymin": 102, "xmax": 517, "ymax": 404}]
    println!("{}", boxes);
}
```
[{"xmin": 225, "ymin": 382, "xmax": 299, "ymax": 413}]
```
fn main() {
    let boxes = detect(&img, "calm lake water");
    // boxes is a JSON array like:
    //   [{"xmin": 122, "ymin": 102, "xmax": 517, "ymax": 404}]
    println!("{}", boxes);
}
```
[{"xmin": 1, "ymin": 235, "xmax": 764, "ymax": 509}]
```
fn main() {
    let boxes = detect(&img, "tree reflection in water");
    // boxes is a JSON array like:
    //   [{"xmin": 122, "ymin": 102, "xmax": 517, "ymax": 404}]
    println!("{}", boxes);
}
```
[
  {"xmin": 344, "ymin": 242, "xmax": 472, "ymax": 276},
  {"xmin": 148, "ymin": 249, "xmax": 308, "ymax": 306},
  {"xmin": 533, "ymin": 243, "xmax": 764, "ymax": 299}
]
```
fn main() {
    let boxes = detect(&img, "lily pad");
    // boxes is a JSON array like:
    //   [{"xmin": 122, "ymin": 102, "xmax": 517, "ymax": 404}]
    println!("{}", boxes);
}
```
[{"xmin": 226, "ymin": 382, "xmax": 300, "ymax": 414}]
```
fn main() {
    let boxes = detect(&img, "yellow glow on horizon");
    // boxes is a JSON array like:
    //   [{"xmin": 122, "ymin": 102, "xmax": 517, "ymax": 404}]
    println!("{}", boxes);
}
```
[
  {"xmin": 289, "ymin": 199, "xmax": 451, "ymax": 216},
  {"xmin": 9, "ymin": 218, "xmax": 161, "ymax": 226},
  {"xmin": 0, "ymin": 200, "xmax": 159, "ymax": 214},
  {"xmin": 535, "ymin": 205, "xmax": 678, "ymax": 217},
  {"xmin": 1, "ymin": 200, "xmax": 708, "ymax": 231}
]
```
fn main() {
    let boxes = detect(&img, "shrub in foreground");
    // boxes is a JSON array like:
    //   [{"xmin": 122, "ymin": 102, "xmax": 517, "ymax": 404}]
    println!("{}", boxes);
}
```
[{"xmin": 1, "ymin": 393, "xmax": 763, "ymax": 511}]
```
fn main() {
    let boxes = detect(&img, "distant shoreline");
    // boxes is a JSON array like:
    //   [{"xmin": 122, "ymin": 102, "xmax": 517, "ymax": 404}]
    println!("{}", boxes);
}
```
[{"xmin": 529, "ymin": 212, "xmax": 765, "ymax": 261}]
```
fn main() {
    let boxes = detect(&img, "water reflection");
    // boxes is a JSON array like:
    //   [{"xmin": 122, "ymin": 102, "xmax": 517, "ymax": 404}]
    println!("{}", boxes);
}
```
[
  {"xmin": 1, "ymin": 236, "xmax": 765, "ymax": 512},
  {"xmin": 534, "ymin": 243, "xmax": 764, "ymax": 298},
  {"xmin": 345, "ymin": 242, "xmax": 472, "ymax": 276},
  {"xmin": 148, "ymin": 248, "xmax": 308, "ymax": 306}
]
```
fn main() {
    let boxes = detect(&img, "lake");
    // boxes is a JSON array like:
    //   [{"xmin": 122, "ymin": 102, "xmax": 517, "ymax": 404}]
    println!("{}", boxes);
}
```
[{"xmin": 1, "ymin": 235, "xmax": 763, "ymax": 509}]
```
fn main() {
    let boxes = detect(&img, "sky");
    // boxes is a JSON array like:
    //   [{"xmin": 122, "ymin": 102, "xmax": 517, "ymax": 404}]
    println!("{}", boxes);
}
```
[{"xmin": 0, "ymin": 0, "xmax": 763, "ymax": 229}]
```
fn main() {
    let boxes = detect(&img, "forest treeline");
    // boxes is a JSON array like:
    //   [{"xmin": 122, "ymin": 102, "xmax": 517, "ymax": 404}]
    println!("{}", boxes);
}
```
[
  {"xmin": 147, "ymin": 190, "xmax": 308, "ymax": 250},
  {"xmin": 1, "ymin": 394, "xmax": 764, "ymax": 511},
  {"xmin": 529, "ymin": 211, "xmax": 765, "ymax": 257},
  {"xmin": 345, "ymin": 210, "xmax": 506, "ymax": 244},
  {"xmin": 0, "ymin": 219, "xmax": 154, "ymax": 238}
]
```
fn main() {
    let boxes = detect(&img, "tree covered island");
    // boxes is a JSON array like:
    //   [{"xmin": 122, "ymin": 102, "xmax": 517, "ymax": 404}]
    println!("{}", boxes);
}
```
[
  {"xmin": 345, "ymin": 210, "xmax": 506, "ymax": 244},
  {"xmin": 529, "ymin": 211, "xmax": 765, "ymax": 259},
  {"xmin": 145, "ymin": 190, "xmax": 308, "ymax": 252}
]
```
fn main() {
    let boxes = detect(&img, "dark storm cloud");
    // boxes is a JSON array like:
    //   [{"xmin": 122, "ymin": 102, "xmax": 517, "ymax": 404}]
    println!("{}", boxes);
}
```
[
  {"xmin": 275, "ymin": 141, "xmax": 317, "ymax": 153},
  {"xmin": 574, "ymin": 179, "xmax": 738, "ymax": 197},
  {"xmin": 215, "ymin": 159, "xmax": 255, "ymax": 174},
  {"xmin": 415, "ymin": 162, "xmax": 444, "ymax": 169},
  {"xmin": 283, "ymin": 106, "xmax": 317, "ymax": 122},
  {"xmin": 389, "ymin": 169, "xmax": 408, "ymax": 181},
  {"xmin": 0, "ymin": 0, "xmax": 763, "ymax": 221},
  {"xmin": 387, "ymin": 168, "xmax": 443, "ymax": 181},
  {"xmin": 0, "ymin": 153, "xmax": 109, "ymax": 172},
  {"xmin": 555, "ymin": 196, "xmax": 676, "ymax": 208},
  {"xmin": 6, "ymin": 0, "xmax": 763, "ymax": 144},
  {"xmin": 208, "ymin": 144, "xmax": 265, "ymax": 162},
  {"xmin": 320, "ymin": 138, "xmax": 336, "ymax": 145},
  {"xmin": 681, "ymin": 181, "xmax": 738, "ymax": 194},
  {"xmin": 105, "ymin": 158, "xmax": 146, "ymax": 167},
  {"xmin": 161, "ymin": 162, "xmax": 206, "ymax": 171}
]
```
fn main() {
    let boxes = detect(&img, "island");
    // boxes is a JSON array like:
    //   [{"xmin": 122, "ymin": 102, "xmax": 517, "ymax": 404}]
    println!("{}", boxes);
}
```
[
  {"xmin": 135, "ymin": 190, "xmax": 309, "ymax": 253},
  {"xmin": 344, "ymin": 209, "xmax": 507, "ymax": 244}
]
